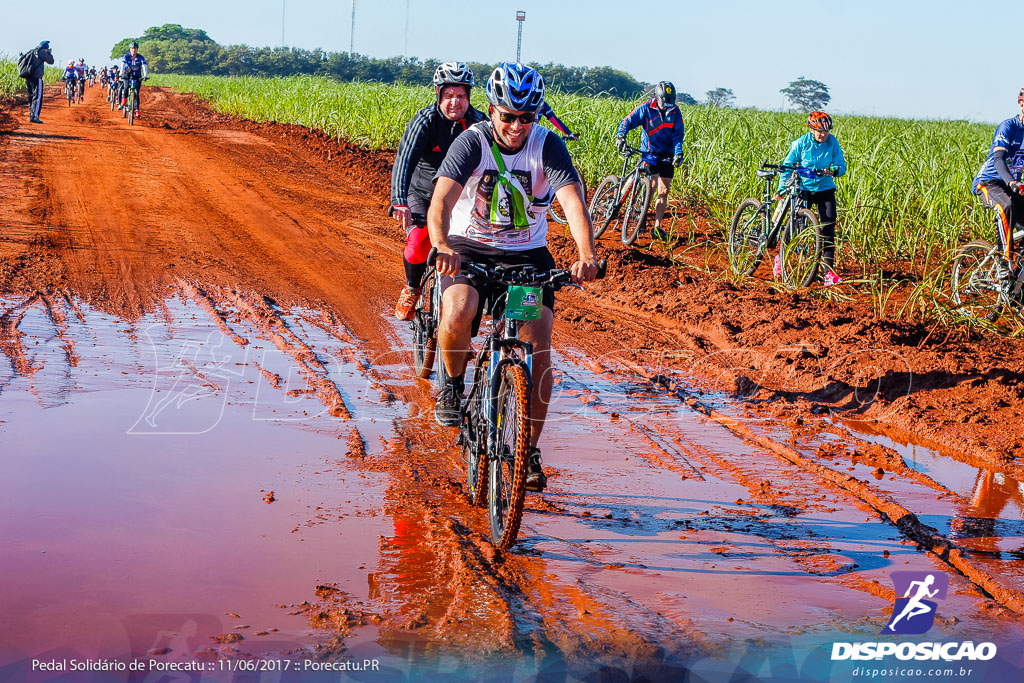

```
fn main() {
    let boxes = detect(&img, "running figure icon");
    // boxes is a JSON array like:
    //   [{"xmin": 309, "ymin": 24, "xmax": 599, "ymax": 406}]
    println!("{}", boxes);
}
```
[{"xmin": 881, "ymin": 571, "xmax": 949, "ymax": 635}]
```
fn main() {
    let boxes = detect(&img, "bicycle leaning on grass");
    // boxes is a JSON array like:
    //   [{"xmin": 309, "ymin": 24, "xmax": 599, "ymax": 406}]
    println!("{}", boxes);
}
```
[
  {"xmin": 546, "ymin": 134, "xmax": 587, "ymax": 227},
  {"xmin": 588, "ymin": 146, "xmax": 668, "ymax": 246},
  {"xmin": 727, "ymin": 162, "xmax": 824, "ymax": 287},
  {"xmin": 452, "ymin": 257, "xmax": 606, "ymax": 550},
  {"xmin": 949, "ymin": 213, "xmax": 1024, "ymax": 324}
]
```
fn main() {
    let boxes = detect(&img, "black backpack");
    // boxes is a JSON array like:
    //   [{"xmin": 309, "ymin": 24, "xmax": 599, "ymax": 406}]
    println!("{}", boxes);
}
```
[{"xmin": 17, "ymin": 49, "xmax": 35, "ymax": 78}]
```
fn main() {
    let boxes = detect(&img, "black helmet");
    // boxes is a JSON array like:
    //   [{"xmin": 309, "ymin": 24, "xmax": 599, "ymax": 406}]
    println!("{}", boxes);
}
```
[
  {"xmin": 654, "ymin": 81, "xmax": 676, "ymax": 109},
  {"xmin": 129, "ymin": 41, "xmax": 139, "ymax": 49}
]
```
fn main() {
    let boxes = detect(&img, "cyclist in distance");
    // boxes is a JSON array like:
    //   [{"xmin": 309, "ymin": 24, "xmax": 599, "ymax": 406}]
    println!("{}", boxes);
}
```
[
  {"xmin": 428, "ymin": 62, "xmax": 599, "ymax": 492},
  {"xmin": 75, "ymin": 58, "xmax": 88, "ymax": 100},
  {"xmin": 776, "ymin": 111, "xmax": 847, "ymax": 285},
  {"xmin": 615, "ymin": 81, "xmax": 685, "ymax": 241},
  {"xmin": 972, "ymin": 88, "xmax": 1024, "ymax": 275},
  {"xmin": 62, "ymin": 60, "xmax": 79, "ymax": 100},
  {"xmin": 391, "ymin": 62, "xmax": 485, "ymax": 321},
  {"xmin": 120, "ymin": 41, "xmax": 149, "ymax": 114}
]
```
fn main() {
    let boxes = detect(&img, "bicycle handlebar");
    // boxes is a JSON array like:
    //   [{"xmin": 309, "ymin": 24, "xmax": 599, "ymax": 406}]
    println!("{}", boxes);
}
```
[
  {"xmin": 759, "ymin": 162, "xmax": 826, "ymax": 178},
  {"xmin": 460, "ymin": 259, "xmax": 608, "ymax": 290}
]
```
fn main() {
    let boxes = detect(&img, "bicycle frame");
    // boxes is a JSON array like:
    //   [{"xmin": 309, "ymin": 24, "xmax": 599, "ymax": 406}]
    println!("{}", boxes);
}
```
[{"xmin": 757, "ymin": 165, "xmax": 812, "ymax": 248}]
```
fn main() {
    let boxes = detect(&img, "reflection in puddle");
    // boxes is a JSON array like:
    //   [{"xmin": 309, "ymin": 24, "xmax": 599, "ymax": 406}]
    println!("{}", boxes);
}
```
[{"xmin": 838, "ymin": 417, "xmax": 1024, "ymax": 555}]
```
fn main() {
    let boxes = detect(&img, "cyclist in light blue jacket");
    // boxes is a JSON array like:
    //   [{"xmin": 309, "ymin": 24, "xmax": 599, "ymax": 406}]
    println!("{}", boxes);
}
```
[{"xmin": 777, "ymin": 111, "xmax": 847, "ymax": 284}]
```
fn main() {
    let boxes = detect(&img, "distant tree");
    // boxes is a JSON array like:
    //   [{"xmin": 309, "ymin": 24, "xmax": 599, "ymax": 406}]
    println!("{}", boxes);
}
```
[
  {"xmin": 676, "ymin": 91, "xmax": 697, "ymax": 106},
  {"xmin": 780, "ymin": 77, "xmax": 830, "ymax": 111},
  {"xmin": 705, "ymin": 88, "xmax": 735, "ymax": 107},
  {"xmin": 110, "ymin": 24, "xmax": 222, "ymax": 73}
]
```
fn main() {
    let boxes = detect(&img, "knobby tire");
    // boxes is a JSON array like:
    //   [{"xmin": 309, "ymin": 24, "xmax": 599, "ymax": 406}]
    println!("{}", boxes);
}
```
[
  {"xmin": 462, "ymin": 357, "xmax": 490, "ymax": 507},
  {"xmin": 589, "ymin": 175, "xmax": 619, "ymax": 239},
  {"xmin": 780, "ymin": 208, "xmax": 822, "ymax": 287},
  {"xmin": 950, "ymin": 239, "xmax": 1010, "ymax": 324},
  {"xmin": 728, "ymin": 198, "xmax": 768, "ymax": 277},
  {"xmin": 547, "ymin": 166, "xmax": 586, "ymax": 226},
  {"xmin": 488, "ymin": 363, "xmax": 530, "ymax": 549},
  {"xmin": 411, "ymin": 269, "xmax": 437, "ymax": 379},
  {"xmin": 621, "ymin": 175, "xmax": 652, "ymax": 246}
]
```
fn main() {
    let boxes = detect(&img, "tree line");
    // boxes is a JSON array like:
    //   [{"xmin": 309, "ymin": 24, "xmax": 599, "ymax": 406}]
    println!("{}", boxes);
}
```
[
  {"xmin": 111, "ymin": 25, "xmax": 651, "ymax": 99},
  {"xmin": 111, "ymin": 25, "xmax": 831, "ymax": 110}
]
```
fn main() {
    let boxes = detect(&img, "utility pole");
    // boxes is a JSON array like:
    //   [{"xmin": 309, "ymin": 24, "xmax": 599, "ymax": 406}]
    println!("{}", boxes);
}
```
[
  {"xmin": 404, "ymin": 0, "xmax": 410, "ymax": 56},
  {"xmin": 350, "ymin": 0, "xmax": 356, "ymax": 57},
  {"xmin": 281, "ymin": 0, "xmax": 286, "ymax": 47},
  {"xmin": 515, "ymin": 11, "xmax": 526, "ymax": 63}
]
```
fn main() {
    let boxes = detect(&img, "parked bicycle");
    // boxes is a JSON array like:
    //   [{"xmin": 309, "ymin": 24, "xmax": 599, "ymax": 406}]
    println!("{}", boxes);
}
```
[
  {"xmin": 727, "ymin": 162, "xmax": 824, "ymax": 287},
  {"xmin": 547, "ymin": 135, "xmax": 587, "ymax": 227},
  {"xmin": 589, "ymin": 146, "xmax": 669, "ymax": 245},
  {"xmin": 950, "ymin": 217, "xmax": 1024, "ymax": 324}
]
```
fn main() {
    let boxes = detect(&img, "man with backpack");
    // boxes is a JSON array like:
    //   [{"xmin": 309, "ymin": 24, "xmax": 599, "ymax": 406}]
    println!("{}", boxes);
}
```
[{"xmin": 19, "ymin": 41, "xmax": 54, "ymax": 124}]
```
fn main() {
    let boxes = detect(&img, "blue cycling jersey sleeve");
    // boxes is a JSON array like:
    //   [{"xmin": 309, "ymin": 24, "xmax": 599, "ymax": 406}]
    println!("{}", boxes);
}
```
[{"xmin": 972, "ymin": 116, "xmax": 1024, "ymax": 191}]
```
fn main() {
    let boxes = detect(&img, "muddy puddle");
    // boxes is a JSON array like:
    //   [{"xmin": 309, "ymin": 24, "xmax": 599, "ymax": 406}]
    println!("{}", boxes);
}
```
[{"xmin": 2, "ymin": 291, "xmax": 1024, "ymax": 681}]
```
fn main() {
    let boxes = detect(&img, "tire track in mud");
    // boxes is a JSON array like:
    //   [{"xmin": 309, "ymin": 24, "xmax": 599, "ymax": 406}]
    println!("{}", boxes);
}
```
[{"xmin": 626, "ymin": 368, "xmax": 1024, "ymax": 615}]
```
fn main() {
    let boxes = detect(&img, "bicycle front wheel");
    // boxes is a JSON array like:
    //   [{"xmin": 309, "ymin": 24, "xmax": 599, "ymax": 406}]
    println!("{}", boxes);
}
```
[
  {"xmin": 621, "ymin": 175, "xmax": 652, "ymax": 246},
  {"xmin": 780, "ymin": 208, "xmax": 822, "ymax": 287},
  {"xmin": 589, "ymin": 175, "xmax": 619, "ymax": 239},
  {"xmin": 728, "ymin": 198, "xmax": 768, "ymax": 277},
  {"xmin": 463, "ymin": 358, "xmax": 489, "ymax": 507},
  {"xmin": 411, "ymin": 270, "xmax": 437, "ymax": 379},
  {"xmin": 488, "ymin": 363, "xmax": 530, "ymax": 549},
  {"xmin": 951, "ymin": 240, "xmax": 1009, "ymax": 323}
]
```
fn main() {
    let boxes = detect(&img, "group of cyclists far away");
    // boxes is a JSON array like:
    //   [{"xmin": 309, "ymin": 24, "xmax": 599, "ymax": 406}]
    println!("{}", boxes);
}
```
[
  {"xmin": 387, "ymin": 60, "xmax": 1024, "ymax": 496},
  {"xmin": 58, "ymin": 41, "xmax": 148, "ymax": 117}
]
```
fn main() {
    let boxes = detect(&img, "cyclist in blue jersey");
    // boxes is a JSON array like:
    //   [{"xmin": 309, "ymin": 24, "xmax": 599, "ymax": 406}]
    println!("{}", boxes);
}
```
[
  {"xmin": 776, "ymin": 111, "xmax": 847, "ymax": 285},
  {"xmin": 615, "ymin": 81, "xmax": 685, "ymax": 241},
  {"xmin": 972, "ymin": 89, "xmax": 1024, "ymax": 269},
  {"xmin": 120, "ymin": 41, "xmax": 149, "ymax": 115},
  {"xmin": 61, "ymin": 61, "xmax": 79, "ymax": 102}
]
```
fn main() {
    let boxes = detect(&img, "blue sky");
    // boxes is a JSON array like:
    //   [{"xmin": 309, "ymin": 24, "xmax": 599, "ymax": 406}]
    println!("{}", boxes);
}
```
[{"xmin": 1, "ymin": 1, "xmax": 1013, "ymax": 123}]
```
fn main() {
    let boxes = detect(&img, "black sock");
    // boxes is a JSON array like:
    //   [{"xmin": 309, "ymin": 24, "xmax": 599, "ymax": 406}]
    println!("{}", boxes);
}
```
[{"xmin": 403, "ymin": 258, "xmax": 427, "ymax": 289}]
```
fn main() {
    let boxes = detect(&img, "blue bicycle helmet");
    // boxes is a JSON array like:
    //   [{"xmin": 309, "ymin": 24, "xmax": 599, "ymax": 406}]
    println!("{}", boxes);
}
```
[{"xmin": 485, "ymin": 63, "xmax": 545, "ymax": 113}]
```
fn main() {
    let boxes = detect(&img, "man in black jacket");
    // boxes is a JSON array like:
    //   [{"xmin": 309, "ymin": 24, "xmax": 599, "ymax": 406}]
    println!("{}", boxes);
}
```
[
  {"xmin": 23, "ymin": 41, "xmax": 54, "ymax": 123},
  {"xmin": 390, "ymin": 62, "xmax": 485, "ymax": 320}
]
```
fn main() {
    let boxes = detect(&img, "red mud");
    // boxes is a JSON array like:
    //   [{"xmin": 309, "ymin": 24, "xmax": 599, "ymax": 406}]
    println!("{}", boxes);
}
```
[{"xmin": 3, "ymin": 85, "xmax": 1024, "ymax": 676}]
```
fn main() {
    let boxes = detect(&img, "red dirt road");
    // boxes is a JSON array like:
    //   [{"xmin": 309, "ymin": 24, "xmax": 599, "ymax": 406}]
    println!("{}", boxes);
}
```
[{"xmin": 2, "ymin": 86, "xmax": 1024, "ymax": 679}]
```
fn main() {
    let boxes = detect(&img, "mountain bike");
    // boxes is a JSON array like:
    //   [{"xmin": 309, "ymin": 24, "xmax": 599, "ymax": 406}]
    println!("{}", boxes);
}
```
[
  {"xmin": 949, "ymin": 221, "xmax": 1024, "ymax": 324},
  {"xmin": 454, "ymin": 258, "xmax": 606, "ymax": 549},
  {"xmin": 108, "ymin": 80, "xmax": 119, "ymax": 110},
  {"xmin": 727, "ymin": 162, "xmax": 824, "ymax": 287},
  {"xmin": 122, "ymin": 77, "xmax": 141, "ymax": 125},
  {"xmin": 64, "ymin": 79, "xmax": 76, "ymax": 106},
  {"xmin": 77, "ymin": 77, "xmax": 86, "ymax": 102},
  {"xmin": 547, "ymin": 135, "xmax": 587, "ymax": 226},
  {"xmin": 588, "ymin": 146, "xmax": 667, "ymax": 245}
]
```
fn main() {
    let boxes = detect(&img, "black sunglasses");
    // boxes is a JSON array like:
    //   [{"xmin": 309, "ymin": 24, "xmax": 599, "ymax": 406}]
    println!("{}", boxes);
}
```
[{"xmin": 495, "ymin": 110, "xmax": 536, "ymax": 124}]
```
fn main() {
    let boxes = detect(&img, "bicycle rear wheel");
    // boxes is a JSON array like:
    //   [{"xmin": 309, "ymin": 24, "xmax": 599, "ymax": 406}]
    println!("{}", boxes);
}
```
[
  {"xmin": 951, "ymin": 240, "xmax": 1009, "ymax": 323},
  {"xmin": 547, "ymin": 166, "xmax": 586, "ymax": 226},
  {"xmin": 488, "ymin": 363, "xmax": 530, "ymax": 549},
  {"xmin": 411, "ymin": 269, "xmax": 437, "ymax": 379},
  {"xmin": 780, "ymin": 208, "xmax": 822, "ymax": 287},
  {"xmin": 588, "ymin": 175, "xmax": 619, "ymax": 239},
  {"xmin": 462, "ymin": 357, "xmax": 489, "ymax": 507},
  {"xmin": 727, "ymin": 198, "xmax": 768, "ymax": 277},
  {"xmin": 621, "ymin": 175, "xmax": 652, "ymax": 246}
]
